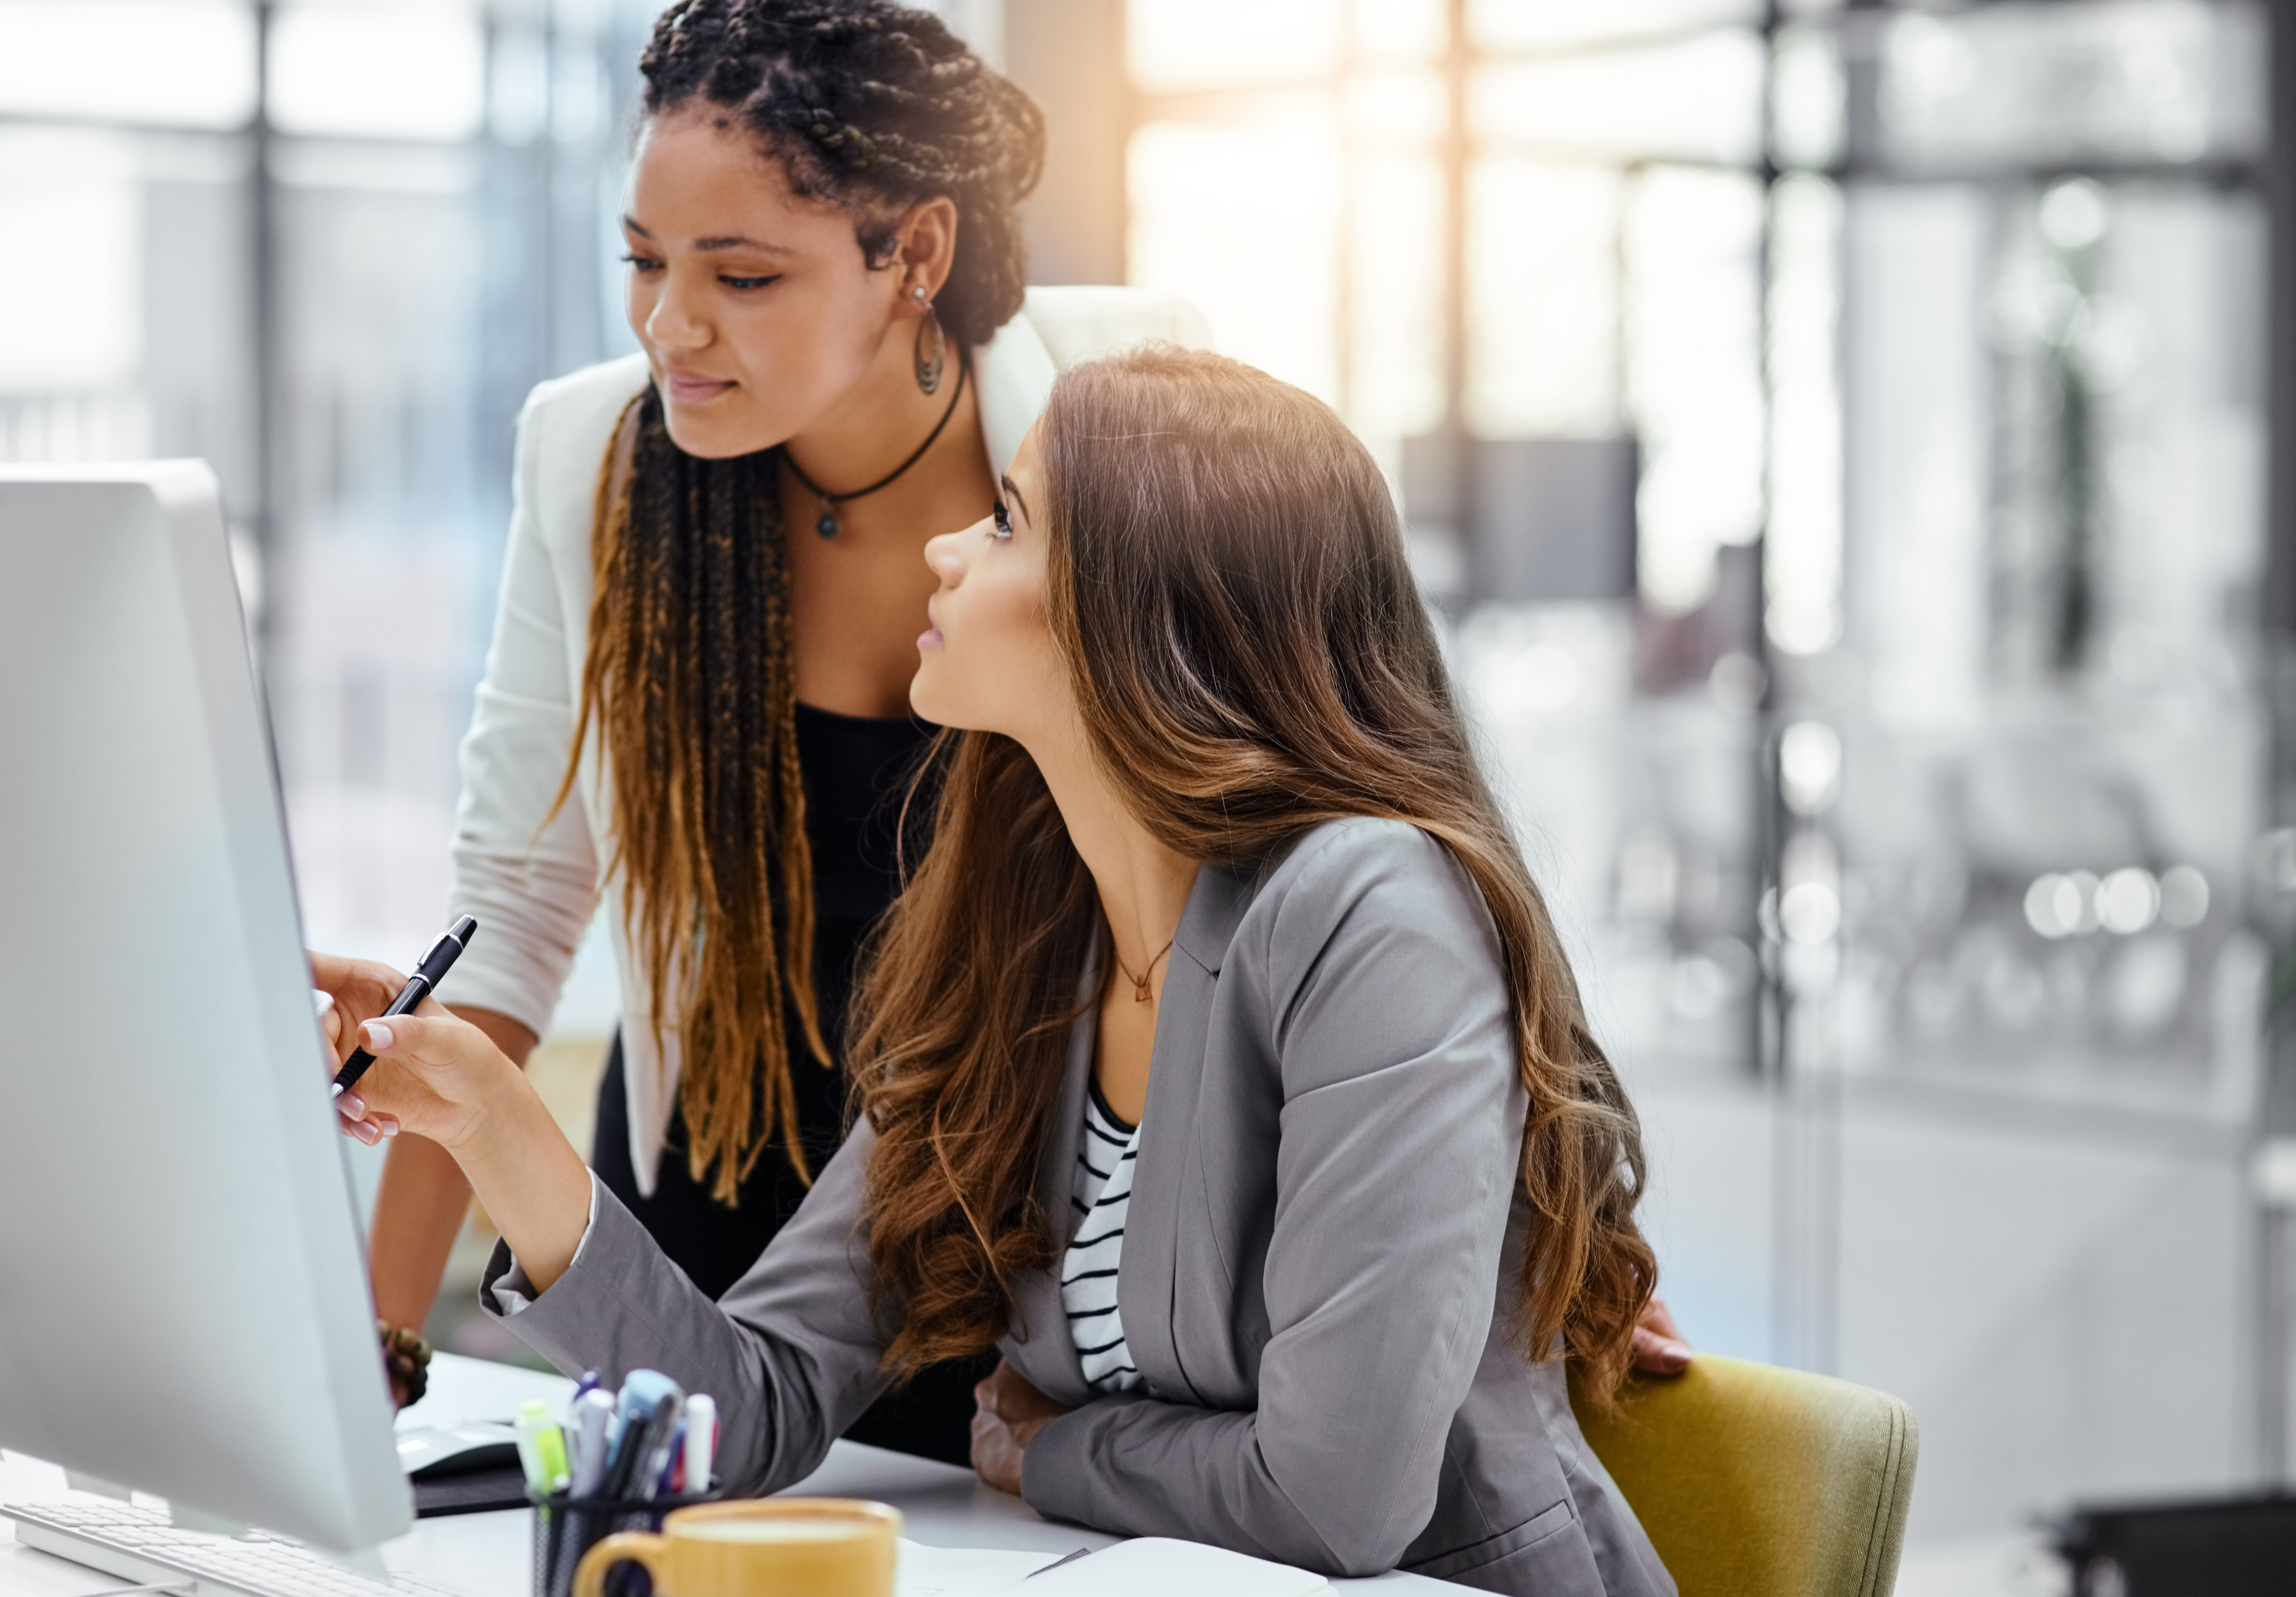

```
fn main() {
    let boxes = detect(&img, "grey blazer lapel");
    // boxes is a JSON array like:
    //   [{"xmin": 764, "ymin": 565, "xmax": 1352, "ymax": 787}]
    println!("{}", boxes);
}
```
[
  {"xmin": 1121, "ymin": 862, "xmax": 1254, "ymax": 1404},
  {"xmin": 1000, "ymin": 957, "xmax": 1099, "ymax": 1405}
]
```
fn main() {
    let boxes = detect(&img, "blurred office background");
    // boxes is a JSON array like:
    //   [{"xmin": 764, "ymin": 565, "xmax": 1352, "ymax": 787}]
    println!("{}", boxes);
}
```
[{"xmin": 3, "ymin": 0, "xmax": 2292, "ymax": 1584}]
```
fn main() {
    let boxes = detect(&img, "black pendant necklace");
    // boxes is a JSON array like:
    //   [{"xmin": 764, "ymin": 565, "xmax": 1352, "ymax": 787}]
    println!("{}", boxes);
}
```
[{"xmin": 781, "ymin": 359, "xmax": 969, "ymax": 539}]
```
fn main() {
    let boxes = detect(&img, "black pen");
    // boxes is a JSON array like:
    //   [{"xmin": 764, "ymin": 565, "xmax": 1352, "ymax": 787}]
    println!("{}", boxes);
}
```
[{"xmin": 330, "ymin": 915, "xmax": 477, "ymax": 1099}]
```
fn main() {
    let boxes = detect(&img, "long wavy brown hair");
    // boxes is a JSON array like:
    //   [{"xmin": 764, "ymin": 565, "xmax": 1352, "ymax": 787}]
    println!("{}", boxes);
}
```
[
  {"xmin": 555, "ymin": 0, "xmax": 1043, "ymax": 1203},
  {"xmin": 851, "ymin": 345, "xmax": 1659, "ymax": 1407}
]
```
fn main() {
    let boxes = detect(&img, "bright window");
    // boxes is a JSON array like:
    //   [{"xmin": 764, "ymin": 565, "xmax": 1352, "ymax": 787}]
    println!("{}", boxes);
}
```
[
  {"xmin": 0, "ymin": 0, "xmax": 257, "ymax": 128},
  {"xmin": 267, "ymin": 2, "xmax": 486, "ymax": 142}
]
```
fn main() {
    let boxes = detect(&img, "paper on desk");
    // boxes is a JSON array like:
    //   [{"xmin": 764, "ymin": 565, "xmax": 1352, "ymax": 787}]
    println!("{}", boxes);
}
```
[
  {"xmin": 981, "ymin": 1537, "xmax": 1332, "ymax": 1596},
  {"xmin": 896, "ymin": 1538, "xmax": 1064, "ymax": 1596}
]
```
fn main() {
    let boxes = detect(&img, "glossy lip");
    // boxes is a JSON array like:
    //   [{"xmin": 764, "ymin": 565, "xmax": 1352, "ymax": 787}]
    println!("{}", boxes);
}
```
[
  {"xmin": 917, "ymin": 627, "xmax": 943, "ymax": 649},
  {"xmin": 661, "ymin": 367, "xmax": 736, "ymax": 404}
]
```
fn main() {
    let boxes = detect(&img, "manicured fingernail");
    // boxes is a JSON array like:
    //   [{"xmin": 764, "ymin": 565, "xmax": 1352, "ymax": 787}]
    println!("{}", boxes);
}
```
[
  {"xmin": 352, "ymin": 1119, "xmax": 379, "ymax": 1146},
  {"xmin": 362, "ymin": 1019, "xmax": 394, "ymax": 1051},
  {"xmin": 376, "ymin": 1120, "xmax": 399, "ymax": 1138},
  {"xmin": 336, "ymin": 1092, "xmax": 365, "ymax": 1119},
  {"xmin": 313, "ymin": 990, "xmax": 334, "ymax": 1013}
]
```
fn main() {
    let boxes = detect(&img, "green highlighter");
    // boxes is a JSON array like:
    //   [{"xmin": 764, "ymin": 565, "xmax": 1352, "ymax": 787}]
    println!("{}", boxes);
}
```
[{"xmin": 515, "ymin": 1397, "xmax": 571, "ymax": 1493}]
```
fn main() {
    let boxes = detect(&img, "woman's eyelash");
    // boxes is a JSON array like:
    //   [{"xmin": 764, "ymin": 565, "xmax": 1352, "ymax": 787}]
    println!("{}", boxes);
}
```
[
  {"xmin": 991, "ymin": 500, "xmax": 1014, "ymax": 539},
  {"xmin": 617, "ymin": 254, "xmax": 777, "ymax": 292}
]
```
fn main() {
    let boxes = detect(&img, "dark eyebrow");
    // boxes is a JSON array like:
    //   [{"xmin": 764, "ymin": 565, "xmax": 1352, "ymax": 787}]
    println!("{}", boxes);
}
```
[
  {"xmin": 694, "ymin": 235, "xmax": 793, "ymax": 254},
  {"xmin": 621, "ymin": 215, "xmax": 791, "ymax": 254},
  {"xmin": 1000, "ymin": 473, "xmax": 1030, "ymax": 524}
]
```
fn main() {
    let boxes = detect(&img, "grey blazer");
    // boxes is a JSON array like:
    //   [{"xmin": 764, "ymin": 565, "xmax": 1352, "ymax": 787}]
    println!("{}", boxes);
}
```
[{"xmin": 482, "ymin": 818, "xmax": 1674, "ymax": 1596}]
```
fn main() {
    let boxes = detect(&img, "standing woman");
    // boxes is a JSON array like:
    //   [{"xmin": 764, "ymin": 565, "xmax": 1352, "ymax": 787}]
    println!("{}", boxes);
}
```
[{"xmin": 352, "ymin": 0, "xmax": 1205, "ymax": 1463}]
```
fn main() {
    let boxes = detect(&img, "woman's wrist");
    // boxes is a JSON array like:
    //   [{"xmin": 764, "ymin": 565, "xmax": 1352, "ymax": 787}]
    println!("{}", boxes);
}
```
[
  {"xmin": 452, "ymin": 1071, "xmax": 594, "ymax": 1295},
  {"xmin": 426, "ymin": 1043, "xmax": 534, "ymax": 1163},
  {"xmin": 447, "ymin": 1062, "xmax": 563, "ymax": 1194}
]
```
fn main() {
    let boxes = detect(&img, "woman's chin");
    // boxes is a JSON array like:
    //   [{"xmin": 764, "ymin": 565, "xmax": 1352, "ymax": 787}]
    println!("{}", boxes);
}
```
[
  {"xmin": 907, "ymin": 669, "xmax": 985, "ymax": 734},
  {"xmin": 658, "ymin": 403, "xmax": 778, "ymax": 462},
  {"xmin": 905, "ymin": 660, "xmax": 939, "ymax": 723}
]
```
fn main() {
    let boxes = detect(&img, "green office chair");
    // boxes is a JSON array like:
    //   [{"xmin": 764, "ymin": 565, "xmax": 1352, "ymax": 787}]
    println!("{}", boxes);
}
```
[{"xmin": 1571, "ymin": 1353, "xmax": 1919, "ymax": 1597}]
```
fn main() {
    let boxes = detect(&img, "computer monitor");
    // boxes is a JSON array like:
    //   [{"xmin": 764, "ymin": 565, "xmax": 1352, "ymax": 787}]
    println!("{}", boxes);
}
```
[{"xmin": 0, "ymin": 463, "xmax": 412, "ymax": 1551}]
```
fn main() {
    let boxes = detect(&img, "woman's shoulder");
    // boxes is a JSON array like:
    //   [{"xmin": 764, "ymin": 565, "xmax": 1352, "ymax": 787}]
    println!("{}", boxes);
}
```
[
  {"xmin": 510, "ymin": 352, "xmax": 652, "ymax": 547},
  {"xmin": 516, "ymin": 353, "xmax": 653, "ymax": 471},
  {"xmin": 1019, "ymin": 286, "xmax": 1214, "ymax": 368},
  {"xmin": 1241, "ymin": 817, "xmax": 1499, "ymax": 967},
  {"xmin": 1218, "ymin": 818, "xmax": 1514, "ymax": 1075}
]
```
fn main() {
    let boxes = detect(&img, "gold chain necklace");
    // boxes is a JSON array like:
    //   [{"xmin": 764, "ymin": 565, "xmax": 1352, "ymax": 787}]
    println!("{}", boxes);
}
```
[{"xmin": 1113, "ymin": 938, "xmax": 1175, "ymax": 1004}]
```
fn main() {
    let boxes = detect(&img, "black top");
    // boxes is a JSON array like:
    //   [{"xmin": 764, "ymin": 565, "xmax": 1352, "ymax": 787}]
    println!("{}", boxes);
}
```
[
  {"xmin": 1087, "ymin": 1072, "xmax": 1137, "ymax": 1137},
  {"xmin": 592, "ymin": 703, "xmax": 995, "ymax": 1465}
]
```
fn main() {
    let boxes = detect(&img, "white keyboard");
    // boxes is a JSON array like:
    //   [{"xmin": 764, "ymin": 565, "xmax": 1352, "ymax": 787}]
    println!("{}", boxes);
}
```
[{"xmin": 3, "ymin": 1499, "xmax": 466, "ymax": 1597}]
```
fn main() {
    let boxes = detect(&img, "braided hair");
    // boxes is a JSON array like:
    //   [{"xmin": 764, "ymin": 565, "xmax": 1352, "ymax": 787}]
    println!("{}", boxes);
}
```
[
  {"xmin": 640, "ymin": 0, "xmax": 1045, "ymax": 345},
  {"xmin": 561, "ymin": 1, "xmax": 1043, "ymax": 1204}
]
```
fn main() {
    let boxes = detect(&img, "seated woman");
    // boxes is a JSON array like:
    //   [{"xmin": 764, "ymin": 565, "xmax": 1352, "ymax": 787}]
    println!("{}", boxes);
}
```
[{"xmin": 316, "ymin": 346, "xmax": 1676, "ymax": 1595}]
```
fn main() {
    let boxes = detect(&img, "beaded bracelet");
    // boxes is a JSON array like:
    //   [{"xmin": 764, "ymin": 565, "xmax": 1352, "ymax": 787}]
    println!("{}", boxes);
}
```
[{"xmin": 379, "ymin": 1319, "xmax": 433, "ymax": 1409}]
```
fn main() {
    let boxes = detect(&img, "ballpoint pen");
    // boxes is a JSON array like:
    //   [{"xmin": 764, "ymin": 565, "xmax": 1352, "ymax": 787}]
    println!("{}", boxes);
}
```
[
  {"xmin": 330, "ymin": 916, "xmax": 477, "ymax": 1099},
  {"xmin": 1026, "ymin": 1548, "xmax": 1094, "ymax": 1579}
]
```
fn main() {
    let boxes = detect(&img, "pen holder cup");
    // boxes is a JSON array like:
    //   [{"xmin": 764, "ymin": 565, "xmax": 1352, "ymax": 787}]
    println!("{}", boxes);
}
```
[{"xmin": 531, "ymin": 1488, "xmax": 718, "ymax": 1597}]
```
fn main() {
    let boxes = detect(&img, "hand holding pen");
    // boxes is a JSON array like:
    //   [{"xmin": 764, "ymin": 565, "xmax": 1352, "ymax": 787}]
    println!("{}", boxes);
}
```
[
  {"xmin": 331, "ymin": 916, "xmax": 475, "ymax": 1100},
  {"xmin": 311, "ymin": 942, "xmax": 593, "ymax": 1289},
  {"xmin": 309, "ymin": 924, "xmax": 480, "ymax": 1148}
]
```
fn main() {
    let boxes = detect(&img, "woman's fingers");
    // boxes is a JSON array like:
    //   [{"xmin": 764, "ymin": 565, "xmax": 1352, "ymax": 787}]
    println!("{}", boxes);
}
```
[
  {"xmin": 326, "ymin": 1008, "xmax": 517, "ymax": 1157},
  {"xmin": 315, "ymin": 989, "xmax": 344, "ymax": 1052},
  {"xmin": 1629, "ymin": 1297, "xmax": 1692, "ymax": 1376},
  {"xmin": 978, "ymin": 1359, "xmax": 1070, "ymax": 1425},
  {"xmin": 1639, "ymin": 1296, "xmax": 1686, "ymax": 1344},
  {"xmin": 309, "ymin": 951, "xmax": 410, "ymax": 1065},
  {"xmin": 358, "ymin": 1010, "xmax": 470, "ymax": 1069},
  {"xmin": 310, "ymin": 949, "xmax": 405, "ymax": 994},
  {"xmin": 968, "ymin": 1362, "xmax": 1066, "ymax": 1495},
  {"xmin": 968, "ymin": 1404, "xmax": 1023, "ymax": 1494},
  {"xmin": 353, "ymin": 1009, "xmax": 509, "ymax": 1128}
]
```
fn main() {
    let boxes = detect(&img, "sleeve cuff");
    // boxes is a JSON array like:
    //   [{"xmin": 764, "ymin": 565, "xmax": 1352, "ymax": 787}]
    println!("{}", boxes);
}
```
[
  {"xmin": 1020, "ymin": 1394, "xmax": 1154, "ymax": 1526},
  {"xmin": 486, "ymin": 1171, "xmax": 601, "ymax": 1317}
]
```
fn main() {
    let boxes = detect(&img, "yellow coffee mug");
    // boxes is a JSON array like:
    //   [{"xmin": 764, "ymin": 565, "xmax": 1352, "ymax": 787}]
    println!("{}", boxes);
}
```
[{"xmin": 572, "ymin": 1498, "xmax": 900, "ymax": 1597}]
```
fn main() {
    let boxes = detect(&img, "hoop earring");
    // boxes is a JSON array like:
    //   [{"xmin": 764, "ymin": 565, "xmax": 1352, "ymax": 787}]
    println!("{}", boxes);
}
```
[{"xmin": 912, "ymin": 286, "xmax": 946, "ymax": 395}]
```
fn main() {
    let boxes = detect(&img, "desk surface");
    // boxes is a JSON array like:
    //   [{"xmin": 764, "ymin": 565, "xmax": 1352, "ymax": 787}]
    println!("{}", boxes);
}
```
[{"xmin": 0, "ymin": 1354, "xmax": 1450, "ymax": 1595}]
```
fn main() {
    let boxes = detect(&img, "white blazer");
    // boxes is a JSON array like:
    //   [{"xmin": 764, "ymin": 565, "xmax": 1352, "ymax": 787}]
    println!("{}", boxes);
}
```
[{"xmin": 433, "ymin": 287, "xmax": 1213, "ymax": 1191}]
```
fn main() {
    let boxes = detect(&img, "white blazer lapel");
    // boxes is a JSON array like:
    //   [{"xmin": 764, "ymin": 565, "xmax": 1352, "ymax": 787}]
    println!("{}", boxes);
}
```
[{"xmin": 971, "ymin": 310, "xmax": 1059, "ymax": 477}]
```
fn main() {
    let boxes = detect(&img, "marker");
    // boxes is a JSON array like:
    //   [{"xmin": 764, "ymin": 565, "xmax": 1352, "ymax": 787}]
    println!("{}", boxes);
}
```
[
  {"xmin": 513, "ymin": 1398, "xmax": 553, "ymax": 1490},
  {"xmin": 535, "ymin": 1422, "xmax": 569, "ymax": 1491},
  {"xmin": 561, "ymin": 1371, "xmax": 603, "ymax": 1479},
  {"xmin": 330, "ymin": 916, "xmax": 476, "ymax": 1100},
  {"xmin": 569, "ymin": 1389, "xmax": 614, "ymax": 1497},
  {"xmin": 601, "ymin": 1371, "xmax": 682, "ymax": 1500},
  {"xmin": 682, "ymin": 1395, "xmax": 715, "ymax": 1495}
]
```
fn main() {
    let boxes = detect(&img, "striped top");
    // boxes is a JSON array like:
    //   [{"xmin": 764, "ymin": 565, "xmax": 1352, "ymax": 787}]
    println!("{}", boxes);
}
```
[{"xmin": 1062, "ymin": 1080, "xmax": 1145, "ymax": 1394}]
